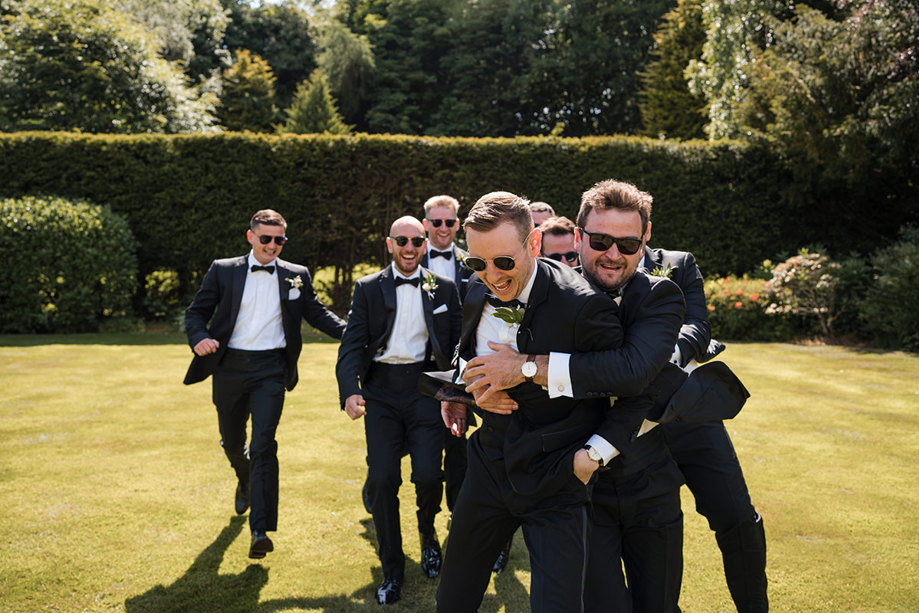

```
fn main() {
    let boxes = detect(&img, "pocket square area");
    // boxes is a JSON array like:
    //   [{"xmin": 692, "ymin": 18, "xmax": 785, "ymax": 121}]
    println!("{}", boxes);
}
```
[
  {"xmin": 433, "ymin": 304, "xmax": 448, "ymax": 314},
  {"xmin": 289, "ymin": 288, "xmax": 301, "ymax": 300}
]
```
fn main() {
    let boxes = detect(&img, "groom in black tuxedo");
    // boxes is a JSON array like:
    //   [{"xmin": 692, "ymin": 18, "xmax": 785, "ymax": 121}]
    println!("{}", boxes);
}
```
[
  {"xmin": 336, "ymin": 216, "xmax": 462, "ymax": 605},
  {"xmin": 436, "ymin": 192, "xmax": 627, "ymax": 613},
  {"xmin": 184, "ymin": 209, "xmax": 346, "ymax": 559}
]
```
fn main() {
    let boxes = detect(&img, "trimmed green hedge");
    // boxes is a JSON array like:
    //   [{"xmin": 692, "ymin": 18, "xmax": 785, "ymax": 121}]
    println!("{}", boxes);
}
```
[{"xmin": 2, "ymin": 131, "xmax": 909, "ymax": 312}]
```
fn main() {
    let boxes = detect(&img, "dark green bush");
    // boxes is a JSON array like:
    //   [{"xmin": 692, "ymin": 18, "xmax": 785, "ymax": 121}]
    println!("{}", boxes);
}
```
[
  {"xmin": 0, "ymin": 195, "xmax": 138, "ymax": 332},
  {"xmin": 860, "ymin": 227, "xmax": 919, "ymax": 352}
]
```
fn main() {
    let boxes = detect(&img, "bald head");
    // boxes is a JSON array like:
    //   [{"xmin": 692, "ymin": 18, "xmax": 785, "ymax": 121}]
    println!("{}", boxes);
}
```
[
  {"xmin": 390, "ymin": 215, "xmax": 424, "ymax": 236},
  {"xmin": 387, "ymin": 216, "xmax": 427, "ymax": 275}
]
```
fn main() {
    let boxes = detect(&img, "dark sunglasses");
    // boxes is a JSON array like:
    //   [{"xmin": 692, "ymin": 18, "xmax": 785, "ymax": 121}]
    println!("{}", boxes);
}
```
[
  {"xmin": 544, "ymin": 251, "xmax": 579, "ymax": 263},
  {"xmin": 464, "ymin": 231, "xmax": 532, "ymax": 272},
  {"xmin": 427, "ymin": 218, "xmax": 457, "ymax": 228},
  {"xmin": 579, "ymin": 228, "xmax": 643, "ymax": 255},
  {"xmin": 391, "ymin": 235, "xmax": 426, "ymax": 248},
  {"xmin": 256, "ymin": 234, "xmax": 288, "ymax": 246}
]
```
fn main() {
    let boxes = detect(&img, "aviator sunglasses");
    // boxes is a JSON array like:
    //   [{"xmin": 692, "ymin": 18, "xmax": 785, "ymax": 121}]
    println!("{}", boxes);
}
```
[
  {"xmin": 427, "ymin": 218, "xmax": 457, "ymax": 228},
  {"xmin": 544, "ymin": 251, "xmax": 579, "ymax": 264},
  {"xmin": 391, "ymin": 235, "xmax": 426, "ymax": 248},
  {"xmin": 464, "ymin": 231, "xmax": 533, "ymax": 272},
  {"xmin": 255, "ymin": 233, "xmax": 288, "ymax": 246},
  {"xmin": 579, "ymin": 228, "xmax": 643, "ymax": 255}
]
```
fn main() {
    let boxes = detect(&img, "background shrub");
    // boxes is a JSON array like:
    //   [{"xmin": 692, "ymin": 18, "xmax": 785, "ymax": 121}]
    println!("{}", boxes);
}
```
[
  {"xmin": 704, "ymin": 275, "xmax": 810, "ymax": 341},
  {"xmin": 860, "ymin": 226, "xmax": 919, "ymax": 352},
  {"xmin": 0, "ymin": 196, "xmax": 138, "ymax": 333}
]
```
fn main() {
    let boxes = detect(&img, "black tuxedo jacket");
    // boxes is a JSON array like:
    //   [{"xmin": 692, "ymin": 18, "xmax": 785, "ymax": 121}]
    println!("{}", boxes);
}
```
[
  {"xmin": 643, "ymin": 247, "xmax": 711, "ymax": 366},
  {"xmin": 457, "ymin": 259, "xmax": 623, "ymax": 497},
  {"xmin": 183, "ymin": 255, "xmax": 346, "ymax": 391},
  {"xmin": 570, "ymin": 271, "xmax": 686, "ymax": 457},
  {"xmin": 421, "ymin": 244, "xmax": 474, "ymax": 300},
  {"xmin": 336, "ymin": 265, "xmax": 462, "ymax": 405}
]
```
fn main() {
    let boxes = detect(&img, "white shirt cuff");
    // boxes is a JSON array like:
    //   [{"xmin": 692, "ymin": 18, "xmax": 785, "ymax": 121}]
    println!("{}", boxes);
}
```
[
  {"xmin": 457, "ymin": 357, "xmax": 467, "ymax": 383},
  {"xmin": 586, "ymin": 434, "xmax": 619, "ymax": 465},
  {"xmin": 547, "ymin": 352, "xmax": 573, "ymax": 398}
]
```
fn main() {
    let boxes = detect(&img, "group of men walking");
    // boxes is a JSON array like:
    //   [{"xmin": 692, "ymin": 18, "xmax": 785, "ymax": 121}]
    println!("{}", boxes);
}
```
[{"xmin": 183, "ymin": 180, "xmax": 768, "ymax": 611}]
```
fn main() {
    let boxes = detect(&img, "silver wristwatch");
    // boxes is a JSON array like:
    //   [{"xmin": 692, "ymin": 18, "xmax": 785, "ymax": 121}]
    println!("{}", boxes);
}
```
[
  {"xmin": 521, "ymin": 354, "xmax": 537, "ymax": 383},
  {"xmin": 584, "ymin": 444, "xmax": 604, "ymax": 467}
]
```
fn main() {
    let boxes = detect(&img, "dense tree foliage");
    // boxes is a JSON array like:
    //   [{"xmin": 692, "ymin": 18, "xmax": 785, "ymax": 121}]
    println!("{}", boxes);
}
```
[
  {"xmin": 316, "ymin": 18, "xmax": 376, "ymax": 127},
  {"xmin": 218, "ymin": 49, "xmax": 278, "ymax": 132},
  {"xmin": 278, "ymin": 69, "xmax": 350, "ymax": 134},
  {"xmin": 221, "ymin": 0, "xmax": 317, "ymax": 108},
  {"xmin": 639, "ymin": 0, "xmax": 707, "ymax": 139},
  {"xmin": 0, "ymin": 0, "xmax": 217, "ymax": 133}
]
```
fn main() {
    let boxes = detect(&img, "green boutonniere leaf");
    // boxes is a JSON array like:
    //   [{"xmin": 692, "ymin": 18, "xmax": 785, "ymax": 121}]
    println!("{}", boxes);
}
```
[{"xmin": 492, "ymin": 305, "xmax": 525, "ymax": 325}]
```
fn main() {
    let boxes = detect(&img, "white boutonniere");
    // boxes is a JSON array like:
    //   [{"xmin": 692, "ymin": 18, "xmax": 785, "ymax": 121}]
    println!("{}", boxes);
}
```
[
  {"xmin": 422, "ymin": 272, "xmax": 438, "ymax": 300},
  {"xmin": 288, "ymin": 275, "xmax": 303, "ymax": 289},
  {"xmin": 456, "ymin": 251, "xmax": 469, "ymax": 268},
  {"xmin": 650, "ymin": 263, "xmax": 677, "ymax": 279},
  {"xmin": 492, "ymin": 305, "xmax": 525, "ymax": 326}
]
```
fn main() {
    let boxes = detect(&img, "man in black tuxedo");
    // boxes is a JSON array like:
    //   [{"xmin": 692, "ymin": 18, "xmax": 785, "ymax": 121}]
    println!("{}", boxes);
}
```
[
  {"xmin": 336, "ymin": 216, "xmax": 462, "ymax": 605},
  {"xmin": 184, "ymin": 209, "xmax": 346, "ymax": 559},
  {"xmin": 644, "ymin": 245, "xmax": 768, "ymax": 612},
  {"xmin": 463, "ymin": 181, "xmax": 691, "ymax": 611},
  {"xmin": 421, "ymin": 195, "xmax": 474, "ymax": 300},
  {"xmin": 539, "ymin": 215, "xmax": 580, "ymax": 268},
  {"xmin": 436, "ymin": 192, "xmax": 626, "ymax": 613}
]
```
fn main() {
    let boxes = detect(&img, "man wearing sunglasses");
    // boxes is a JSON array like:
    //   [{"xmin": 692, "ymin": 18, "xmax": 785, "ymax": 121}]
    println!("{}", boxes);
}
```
[
  {"xmin": 461, "ymin": 180, "xmax": 742, "ymax": 611},
  {"xmin": 184, "ymin": 209, "xmax": 347, "ymax": 560},
  {"xmin": 539, "ymin": 215, "xmax": 580, "ymax": 268},
  {"xmin": 336, "ymin": 216, "xmax": 462, "ymax": 605},
  {"xmin": 435, "ymin": 191, "xmax": 630, "ymax": 613},
  {"xmin": 421, "ymin": 195, "xmax": 474, "ymax": 299}
]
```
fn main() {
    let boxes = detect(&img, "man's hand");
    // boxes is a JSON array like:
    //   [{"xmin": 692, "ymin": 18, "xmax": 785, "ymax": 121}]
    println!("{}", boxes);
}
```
[
  {"xmin": 471, "ymin": 386, "xmax": 518, "ymax": 415},
  {"xmin": 463, "ymin": 343, "xmax": 527, "ymax": 397},
  {"xmin": 573, "ymin": 448, "xmax": 600, "ymax": 485},
  {"xmin": 344, "ymin": 394, "xmax": 366, "ymax": 420},
  {"xmin": 441, "ymin": 401, "xmax": 467, "ymax": 436},
  {"xmin": 193, "ymin": 338, "xmax": 220, "ymax": 356}
]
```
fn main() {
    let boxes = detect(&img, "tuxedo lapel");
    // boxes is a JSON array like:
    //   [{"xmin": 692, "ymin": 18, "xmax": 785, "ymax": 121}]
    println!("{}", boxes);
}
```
[
  {"xmin": 420, "ymin": 267, "xmax": 441, "ymax": 360},
  {"xmin": 516, "ymin": 262, "xmax": 549, "ymax": 354},
  {"xmin": 452, "ymin": 246, "xmax": 464, "ymax": 285},
  {"xmin": 459, "ymin": 280, "xmax": 487, "ymax": 359},
  {"xmin": 229, "ymin": 256, "xmax": 248, "ymax": 329},
  {"xmin": 379, "ymin": 266, "xmax": 398, "ymax": 343}
]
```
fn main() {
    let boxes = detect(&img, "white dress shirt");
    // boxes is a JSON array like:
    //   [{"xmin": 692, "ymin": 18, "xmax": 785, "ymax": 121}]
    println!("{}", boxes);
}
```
[
  {"xmin": 427, "ymin": 246, "xmax": 456, "ymax": 281},
  {"xmin": 227, "ymin": 252, "xmax": 287, "ymax": 350},
  {"xmin": 375, "ymin": 264, "xmax": 429, "ymax": 364}
]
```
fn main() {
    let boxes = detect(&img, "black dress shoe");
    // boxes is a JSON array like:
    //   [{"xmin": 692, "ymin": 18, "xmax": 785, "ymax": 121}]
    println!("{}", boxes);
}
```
[
  {"xmin": 376, "ymin": 578, "xmax": 401, "ymax": 605},
  {"xmin": 249, "ymin": 531, "xmax": 274, "ymax": 559},
  {"xmin": 235, "ymin": 480, "xmax": 250, "ymax": 515},
  {"xmin": 492, "ymin": 535, "xmax": 512, "ymax": 575},
  {"xmin": 420, "ymin": 530, "xmax": 442, "ymax": 579}
]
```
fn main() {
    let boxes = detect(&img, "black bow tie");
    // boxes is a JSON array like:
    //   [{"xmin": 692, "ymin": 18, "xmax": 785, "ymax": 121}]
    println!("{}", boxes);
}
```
[
  {"xmin": 250, "ymin": 265, "xmax": 275, "ymax": 274},
  {"xmin": 430, "ymin": 249, "xmax": 452, "ymax": 260},
  {"xmin": 486, "ymin": 294, "xmax": 525, "ymax": 309},
  {"xmin": 394, "ymin": 276, "xmax": 420, "ymax": 288}
]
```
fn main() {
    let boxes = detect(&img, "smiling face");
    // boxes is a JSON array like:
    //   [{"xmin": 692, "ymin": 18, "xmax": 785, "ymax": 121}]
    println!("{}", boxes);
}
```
[
  {"xmin": 578, "ymin": 208, "xmax": 649, "ymax": 292},
  {"xmin": 541, "ymin": 231, "xmax": 580, "ymax": 267},
  {"xmin": 386, "ymin": 217, "xmax": 427, "ymax": 276},
  {"xmin": 465, "ymin": 221, "xmax": 540, "ymax": 301},
  {"xmin": 423, "ymin": 205, "xmax": 459, "ymax": 251},
  {"xmin": 247, "ymin": 223, "xmax": 286, "ymax": 265}
]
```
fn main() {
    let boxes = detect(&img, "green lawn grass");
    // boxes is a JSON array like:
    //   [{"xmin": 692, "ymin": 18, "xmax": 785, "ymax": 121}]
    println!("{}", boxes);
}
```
[{"xmin": 1, "ymin": 336, "xmax": 917, "ymax": 612}]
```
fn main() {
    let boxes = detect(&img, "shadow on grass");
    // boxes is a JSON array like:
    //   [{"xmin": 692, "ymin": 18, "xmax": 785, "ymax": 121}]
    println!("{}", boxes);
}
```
[{"xmin": 124, "ymin": 516, "xmax": 380, "ymax": 613}]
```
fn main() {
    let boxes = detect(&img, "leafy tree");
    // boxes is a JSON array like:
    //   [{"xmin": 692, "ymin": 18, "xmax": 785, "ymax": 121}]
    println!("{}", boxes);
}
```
[
  {"xmin": 639, "ymin": 0, "xmax": 707, "ymax": 139},
  {"xmin": 218, "ymin": 49, "xmax": 278, "ymax": 132},
  {"xmin": 118, "ymin": 0, "xmax": 231, "ymax": 83},
  {"xmin": 315, "ymin": 19, "xmax": 376, "ymax": 126},
  {"xmin": 0, "ymin": 0, "xmax": 217, "ymax": 133},
  {"xmin": 222, "ymin": 0, "xmax": 317, "ymax": 107},
  {"xmin": 685, "ymin": 0, "xmax": 789, "ymax": 139},
  {"xmin": 279, "ymin": 69, "xmax": 350, "ymax": 134}
]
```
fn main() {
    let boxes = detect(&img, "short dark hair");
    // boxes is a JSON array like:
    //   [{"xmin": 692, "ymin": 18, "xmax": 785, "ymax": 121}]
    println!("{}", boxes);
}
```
[
  {"xmin": 464, "ymin": 191, "xmax": 532, "ymax": 242},
  {"xmin": 538, "ymin": 215, "xmax": 576, "ymax": 237},
  {"xmin": 576, "ymin": 180, "xmax": 652, "ymax": 234},
  {"xmin": 250, "ymin": 209, "xmax": 287, "ymax": 231},
  {"xmin": 528, "ymin": 201, "xmax": 555, "ymax": 215}
]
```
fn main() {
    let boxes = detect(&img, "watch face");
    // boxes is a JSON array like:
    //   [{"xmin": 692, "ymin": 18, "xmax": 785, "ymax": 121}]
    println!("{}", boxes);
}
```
[{"xmin": 522, "ymin": 361, "xmax": 537, "ymax": 377}]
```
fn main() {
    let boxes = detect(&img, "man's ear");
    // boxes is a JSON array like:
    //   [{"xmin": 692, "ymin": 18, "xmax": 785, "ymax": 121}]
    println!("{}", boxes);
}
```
[
  {"xmin": 385, "ymin": 237, "xmax": 394, "ymax": 254},
  {"xmin": 528, "ymin": 229, "xmax": 542, "ymax": 257}
]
